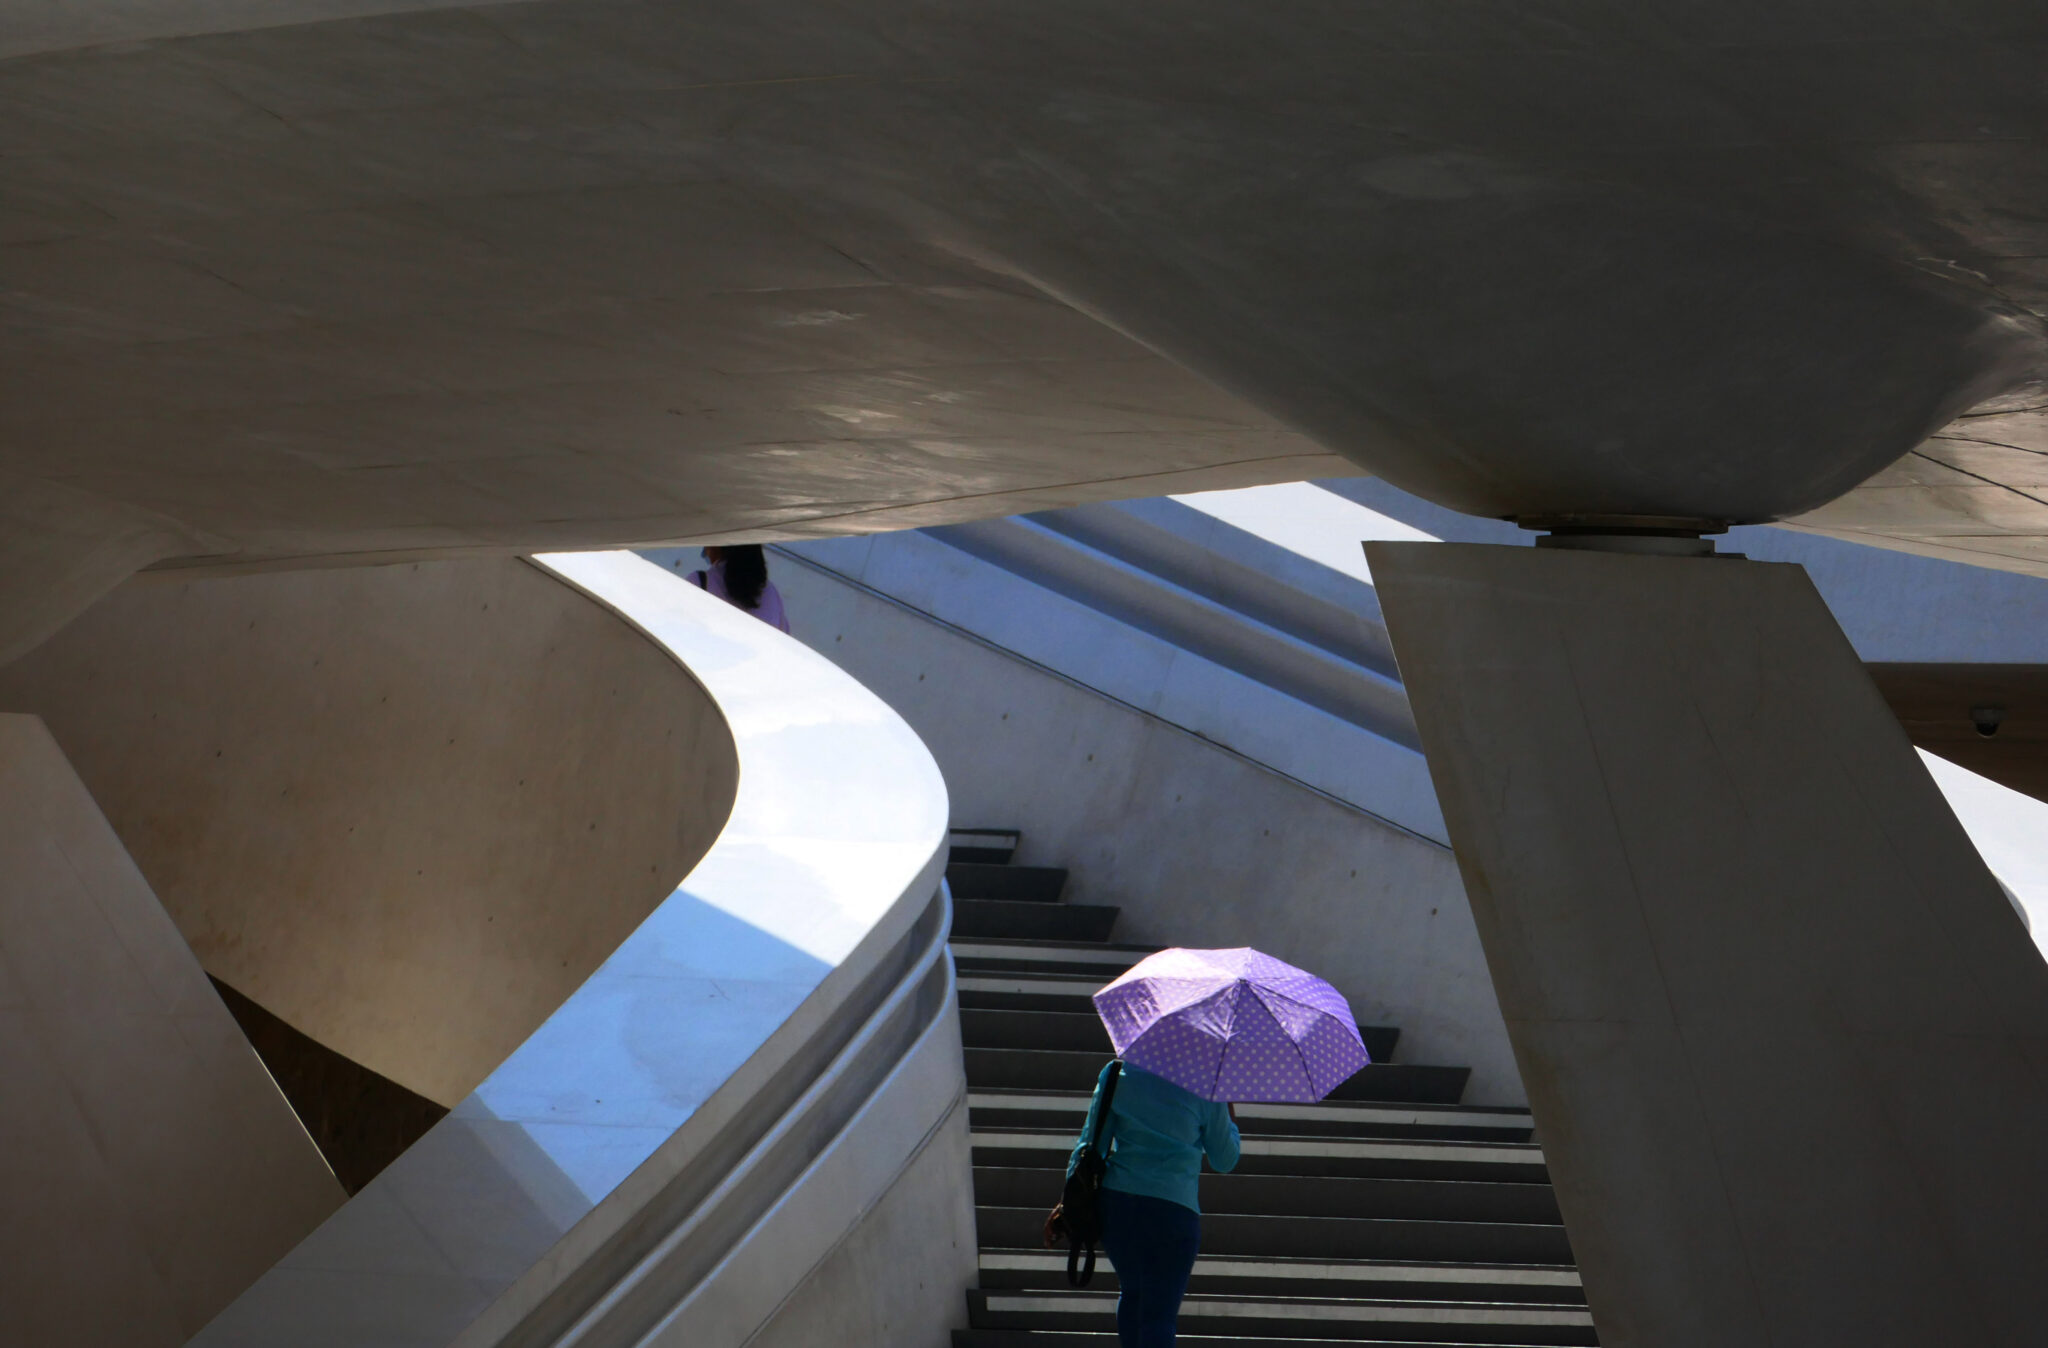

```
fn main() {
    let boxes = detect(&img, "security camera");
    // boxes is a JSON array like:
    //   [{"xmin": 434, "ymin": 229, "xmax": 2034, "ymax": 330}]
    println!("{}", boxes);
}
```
[{"xmin": 1971, "ymin": 705, "xmax": 2005, "ymax": 738}]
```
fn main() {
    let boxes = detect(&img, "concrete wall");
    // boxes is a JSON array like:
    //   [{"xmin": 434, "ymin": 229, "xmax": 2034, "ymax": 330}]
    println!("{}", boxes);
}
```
[
  {"xmin": 773, "ymin": 559, "xmax": 1520, "ymax": 1105},
  {"xmin": 0, "ymin": 558, "xmax": 736, "ymax": 1105},
  {"xmin": 0, "ymin": 714, "xmax": 343, "ymax": 1347},
  {"xmin": 748, "ymin": 1094, "xmax": 978, "ymax": 1348}
]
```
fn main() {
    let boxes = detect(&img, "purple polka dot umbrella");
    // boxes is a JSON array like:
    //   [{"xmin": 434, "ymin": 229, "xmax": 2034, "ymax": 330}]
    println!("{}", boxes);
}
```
[{"xmin": 1092, "ymin": 947, "xmax": 1370, "ymax": 1103}]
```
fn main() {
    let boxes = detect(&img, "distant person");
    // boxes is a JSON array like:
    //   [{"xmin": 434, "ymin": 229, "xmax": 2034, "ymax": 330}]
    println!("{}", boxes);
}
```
[
  {"xmin": 1065, "ymin": 1060, "xmax": 1239, "ymax": 1347},
  {"xmin": 682, "ymin": 544, "xmax": 790, "ymax": 633}
]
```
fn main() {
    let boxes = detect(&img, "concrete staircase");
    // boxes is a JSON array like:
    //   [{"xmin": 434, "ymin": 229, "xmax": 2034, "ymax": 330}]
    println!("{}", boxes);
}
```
[{"xmin": 946, "ymin": 843, "xmax": 1597, "ymax": 1347}]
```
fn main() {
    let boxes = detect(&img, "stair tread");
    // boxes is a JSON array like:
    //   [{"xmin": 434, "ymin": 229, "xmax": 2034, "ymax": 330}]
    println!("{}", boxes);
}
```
[
  {"xmin": 974, "ymin": 1168, "xmax": 1563, "ymax": 1226},
  {"xmin": 977, "ymin": 1248, "xmax": 1579, "ymax": 1284},
  {"xmin": 975, "ymin": 1249, "xmax": 1584, "ymax": 1302},
  {"xmin": 970, "ymin": 1127, "xmax": 1543, "ymax": 1165},
  {"xmin": 954, "ymin": 1327, "xmax": 1564, "ymax": 1335},
  {"xmin": 952, "ymin": 937, "xmax": 1163, "ymax": 954},
  {"xmin": 973, "ymin": 1288, "xmax": 1592, "ymax": 1316},
  {"xmin": 954, "ymin": 900, "xmax": 1120, "ymax": 943},
  {"xmin": 948, "ymin": 863, "xmax": 1070, "ymax": 904},
  {"xmin": 977, "ymin": 1206, "xmax": 1574, "ymax": 1266},
  {"xmin": 966, "ymin": 1047, "xmax": 1469, "ymax": 1105}
]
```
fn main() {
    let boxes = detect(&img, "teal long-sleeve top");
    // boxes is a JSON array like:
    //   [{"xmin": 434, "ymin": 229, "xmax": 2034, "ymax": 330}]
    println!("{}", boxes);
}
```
[{"xmin": 1066, "ymin": 1061, "xmax": 1241, "ymax": 1214}]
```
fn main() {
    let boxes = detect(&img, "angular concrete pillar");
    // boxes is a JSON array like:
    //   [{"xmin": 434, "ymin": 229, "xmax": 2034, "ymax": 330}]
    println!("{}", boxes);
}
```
[
  {"xmin": 0, "ymin": 715, "xmax": 342, "ymax": 1347},
  {"xmin": 1368, "ymin": 543, "xmax": 2048, "ymax": 1346}
]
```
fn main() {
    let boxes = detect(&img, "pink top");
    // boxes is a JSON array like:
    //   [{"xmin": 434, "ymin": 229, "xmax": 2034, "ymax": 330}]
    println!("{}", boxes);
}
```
[{"xmin": 689, "ymin": 562, "xmax": 791, "ymax": 633}]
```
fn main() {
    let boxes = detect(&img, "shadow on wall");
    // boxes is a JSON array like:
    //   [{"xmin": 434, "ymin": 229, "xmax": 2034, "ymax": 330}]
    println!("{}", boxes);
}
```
[
  {"xmin": 208, "ymin": 976, "xmax": 447, "ymax": 1194},
  {"xmin": 0, "ymin": 557, "xmax": 739, "ymax": 1108}
]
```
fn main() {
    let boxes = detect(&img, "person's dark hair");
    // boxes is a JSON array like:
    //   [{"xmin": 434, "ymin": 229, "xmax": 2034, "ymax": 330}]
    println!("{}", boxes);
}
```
[{"xmin": 720, "ymin": 544, "xmax": 770, "ymax": 610}]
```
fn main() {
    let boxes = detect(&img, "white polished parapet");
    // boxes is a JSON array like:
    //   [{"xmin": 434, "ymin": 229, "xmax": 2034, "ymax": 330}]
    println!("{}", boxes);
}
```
[{"xmin": 194, "ymin": 551, "xmax": 951, "ymax": 1346}]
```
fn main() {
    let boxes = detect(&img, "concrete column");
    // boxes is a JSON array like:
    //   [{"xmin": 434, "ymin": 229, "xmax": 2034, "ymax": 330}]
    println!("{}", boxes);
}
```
[
  {"xmin": 1368, "ymin": 542, "xmax": 2048, "ymax": 1346},
  {"xmin": 0, "ymin": 715, "xmax": 342, "ymax": 1347}
]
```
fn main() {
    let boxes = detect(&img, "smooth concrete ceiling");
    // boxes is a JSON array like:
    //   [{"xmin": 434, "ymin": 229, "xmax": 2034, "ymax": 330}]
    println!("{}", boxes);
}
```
[{"xmin": 6, "ymin": 1, "xmax": 2048, "ymax": 574}]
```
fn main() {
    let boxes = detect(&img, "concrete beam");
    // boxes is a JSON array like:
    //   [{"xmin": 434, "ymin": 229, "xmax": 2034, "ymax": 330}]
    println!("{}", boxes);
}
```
[{"xmin": 1370, "ymin": 542, "xmax": 2048, "ymax": 1345}]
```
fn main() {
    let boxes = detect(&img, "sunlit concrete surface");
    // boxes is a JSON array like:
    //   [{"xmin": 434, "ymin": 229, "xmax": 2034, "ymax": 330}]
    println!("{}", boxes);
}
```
[
  {"xmin": 1919, "ymin": 749, "xmax": 2048, "ymax": 937},
  {"xmin": 179, "ymin": 553, "xmax": 964, "ymax": 1347}
]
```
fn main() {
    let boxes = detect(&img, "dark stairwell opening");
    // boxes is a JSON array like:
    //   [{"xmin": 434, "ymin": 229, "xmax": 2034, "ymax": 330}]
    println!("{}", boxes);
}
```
[{"xmin": 211, "ymin": 977, "xmax": 448, "ymax": 1195}]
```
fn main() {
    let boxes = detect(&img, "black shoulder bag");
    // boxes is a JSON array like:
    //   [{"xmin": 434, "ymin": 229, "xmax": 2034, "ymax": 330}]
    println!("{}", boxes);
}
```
[{"xmin": 1042, "ymin": 1059, "xmax": 1122, "ymax": 1287}]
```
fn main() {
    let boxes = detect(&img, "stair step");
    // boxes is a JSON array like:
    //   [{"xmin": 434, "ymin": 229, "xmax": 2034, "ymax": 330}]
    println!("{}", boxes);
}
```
[
  {"xmin": 966, "ymin": 1048, "xmax": 1468, "ymax": 1105},
  {"xmin": 974, "ymin": 1168, "xmax": 1561, "ymax": 1227},
  {"xmin": 975, "ymin": 1249, "xmax": 1582, "ymax": 1303},
  {"xmin": 977, "ymin": 1207, "xmax": 1573, "ymax": 1266},
  {"xmin": 963, "ymin": 1008, "xmax": 1115, "ymax": 1052},
  {"xmin": 971, "ymin": 1130, "xmax": 1548, "ymax": 1184},
  {"xmin": 968, "ymin": 1091, "xmax": 1535, "ymax": 1144},
  {"xmin": 955, "ymin": 900, "xmax": 1120, "ymax": 943},
  {"xmin": 966, "ymin": 1289, "xmax": 1597, "ymax": 1344},
  {"xmin": 958, "ymin": 977, "xmax": 1122, "ymax": 1015},
  {"xmin": 949, "ymin": 862, "xmax": 1069, "ymax": 904},
  {"xmin": 956, "ymin": 1333, "xmax": 1577, "ymax": 1348},
  {"xmin": 950, "ymin": 829, "xmax": 1022, "ymax": 866},
  {"xmin": 962, "ymin": 1327, "xmax": 1581, "ymax": 1335},
  {"xmin": 959, "ymin": 1008, "xmax": 1401, "ymax": 1063},
  {"xmin": 952, "ymin": 941, "xmax": 1159, "ymax": 975}
]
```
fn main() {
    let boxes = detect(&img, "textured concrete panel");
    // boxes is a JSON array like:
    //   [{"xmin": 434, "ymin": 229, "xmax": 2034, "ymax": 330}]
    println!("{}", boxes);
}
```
[
  {"xmin": 772, "ymin": 552, "xmax": 1520, "ymax": 1105},
  {"xmin": 0, "ymin": 715, "xmax": 343, "ymax": 1346},
  {"xmin": 1371, "ymin": 542, "xmax": 2048, "ymax": 1346}
]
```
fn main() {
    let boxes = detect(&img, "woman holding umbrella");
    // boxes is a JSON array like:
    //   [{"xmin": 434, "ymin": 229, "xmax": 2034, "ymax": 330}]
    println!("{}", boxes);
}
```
[
  {"xmin": 1061, "ymin": 947, "xmax": 1373, "ymax": 1346},
  {"xmin": 1064, "ymin": 1057, "xmax": 1239, "ymax": 1346}
]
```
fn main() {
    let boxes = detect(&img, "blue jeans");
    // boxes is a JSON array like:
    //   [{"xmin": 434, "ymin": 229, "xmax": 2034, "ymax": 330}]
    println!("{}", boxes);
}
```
[{"xmin": 1098, "ymin": 1187, "xmax": 1201, "ymax": 1348}]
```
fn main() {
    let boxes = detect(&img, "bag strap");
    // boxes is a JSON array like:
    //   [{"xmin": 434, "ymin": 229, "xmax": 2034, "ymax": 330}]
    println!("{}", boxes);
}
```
[
  {"xmin": 1089, "ymin": 1059, "xmax": 1121, "ymax": 1154},
  {"xmin": 688, "ymin": 570, "xmax": 708, "ymax": 590},
  {"xmin": 1066, "ymin": 1060, "xmax": 1122, "ymax": 1285}
]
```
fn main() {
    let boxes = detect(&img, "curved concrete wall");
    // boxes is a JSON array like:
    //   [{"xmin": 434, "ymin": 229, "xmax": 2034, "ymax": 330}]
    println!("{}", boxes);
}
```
[
  {"xmin": 0, "ymin": 558, "xmax": 735, "ymax": 1105},
  {"xmin": 180, "ymin": 551, "xmax": 963, "ymax": 1347}
]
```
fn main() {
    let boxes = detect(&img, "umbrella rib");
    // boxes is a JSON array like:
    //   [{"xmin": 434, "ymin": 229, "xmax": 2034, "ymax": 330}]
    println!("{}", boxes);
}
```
[
  {"xmin": 1244, "ymin": 983, "xmax": 1350, "ymax": 1097},
  {"xmin": 1209, "ymin": 984, "xmax": 1235, "ymax": 1102},
  {"xmin": 1245, "ymin": 979, "xmax": 1356, "ymax": 1020}
]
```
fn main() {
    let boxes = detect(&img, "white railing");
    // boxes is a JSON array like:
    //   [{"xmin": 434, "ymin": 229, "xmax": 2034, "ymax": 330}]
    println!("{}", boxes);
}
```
[{"xmin": 194, "ymin": 552, "xmax": 958, "ymax": 1348}]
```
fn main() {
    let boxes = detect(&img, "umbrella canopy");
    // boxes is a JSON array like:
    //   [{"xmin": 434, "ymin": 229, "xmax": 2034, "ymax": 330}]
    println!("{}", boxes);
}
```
[{"xmin": 1092, "ymin": 947, "xmax": 1369, "ymax": 1103}]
